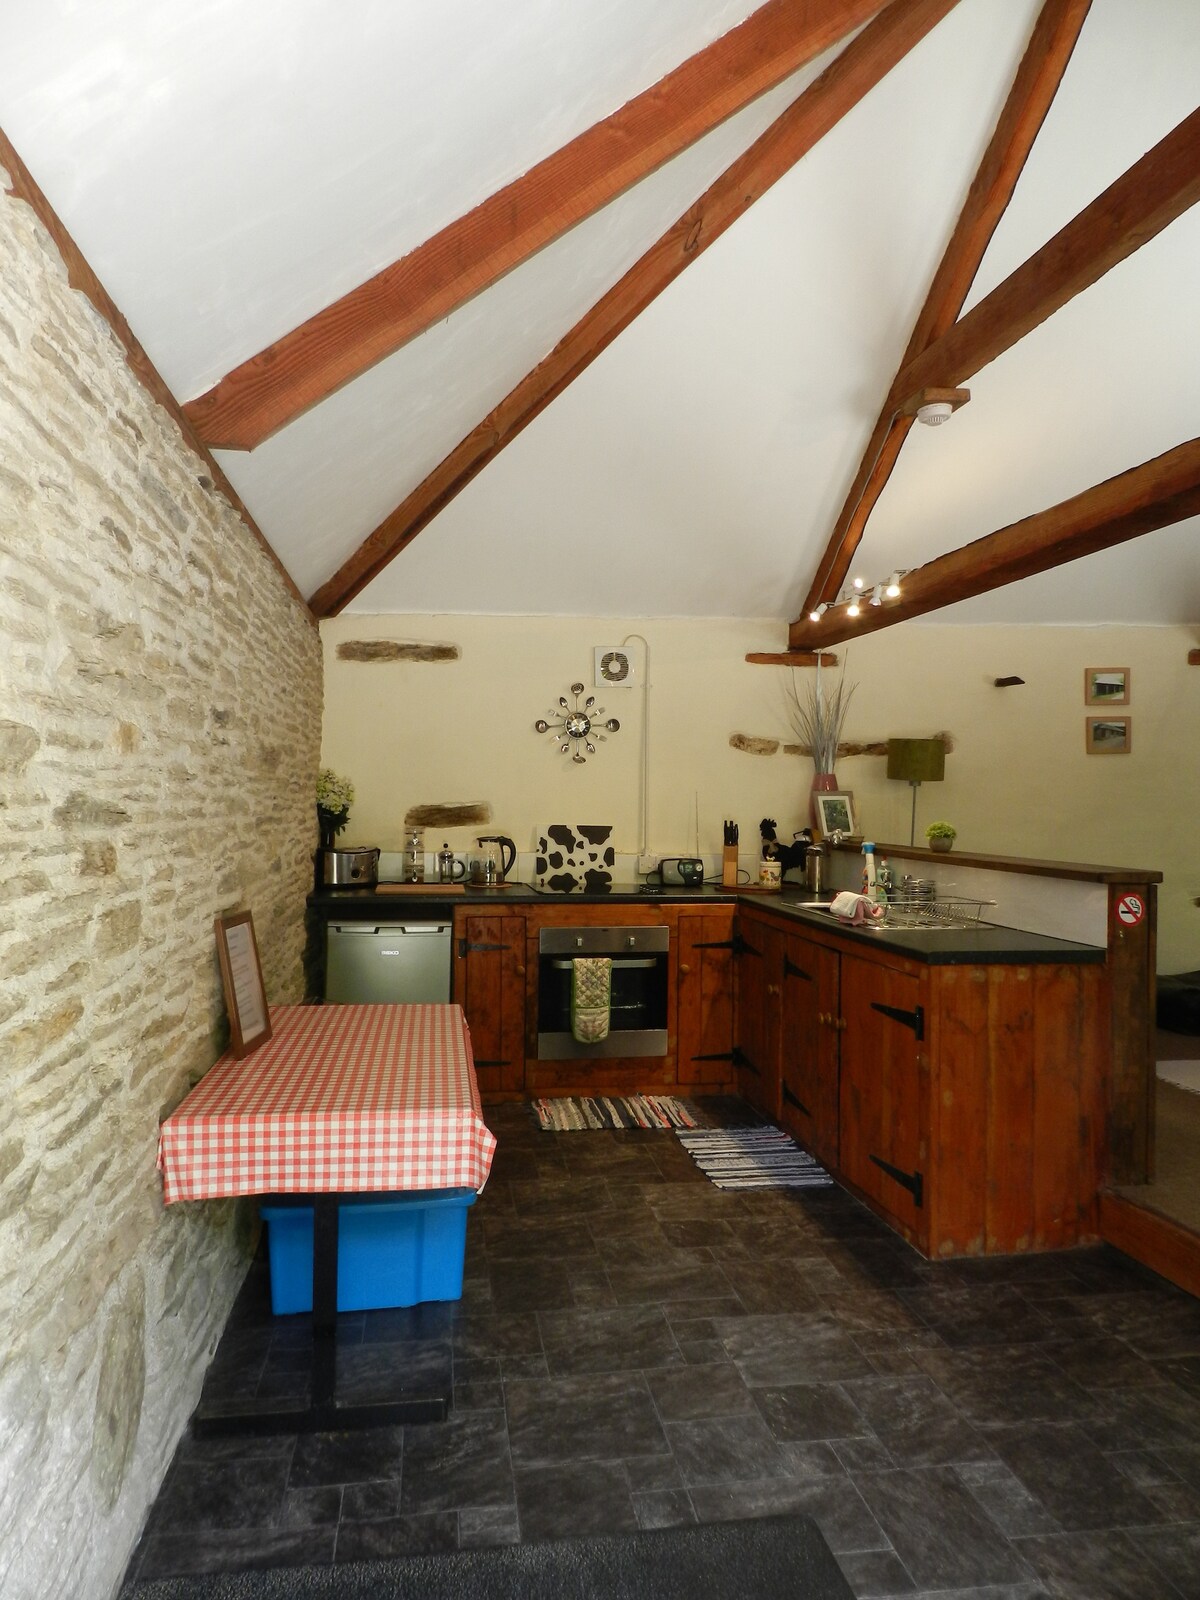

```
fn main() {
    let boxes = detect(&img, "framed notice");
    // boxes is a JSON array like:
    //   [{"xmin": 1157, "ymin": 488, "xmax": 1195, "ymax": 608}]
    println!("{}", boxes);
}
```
[{"xmin": 214, "ymin": 911, "xmax": 272, "ymax": 1058}]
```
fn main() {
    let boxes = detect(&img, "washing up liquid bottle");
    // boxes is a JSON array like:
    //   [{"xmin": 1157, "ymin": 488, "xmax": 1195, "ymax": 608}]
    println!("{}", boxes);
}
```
[
  {"xmin": 877, "ymin": 857, "xmax": 893, "ymax": 906},
  {"xmin": 861, "ymin": 840, "xmax": 876, "ymax": 898}
]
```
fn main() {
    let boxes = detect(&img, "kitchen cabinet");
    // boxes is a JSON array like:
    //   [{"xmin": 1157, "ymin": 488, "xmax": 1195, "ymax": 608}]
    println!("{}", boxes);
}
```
[
  {"xmin": 777, "ymin": 933, "xmax": 840, "ymax": 1173},
  {"xmin": 837, "ymin": 953, "xmax": 924, "ymax": 1237},
  {"xmin": 733, "ymin": 911, "xmax": 780, "ymax": 1120},
  {"xmin": 675, "ymin": 907, "xmax": 736, "ymax": 1089},
  {"xmin": 733, "ymin": 903, "xmax": 1107, "ymax": 1258},
  {"xmin": 452, "ymin": 909, "xmax": 527, "ymax": 1097}
]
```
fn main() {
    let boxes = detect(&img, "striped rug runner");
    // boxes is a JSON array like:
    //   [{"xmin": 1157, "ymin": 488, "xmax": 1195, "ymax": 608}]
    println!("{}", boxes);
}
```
[
  {"xmin": 676, "ymin": 1126, "xmax": 834, "ymax": 1190},
  {"xmin": 532, "ymin": 1095, "xmax": 699, "ymax": 1132}
]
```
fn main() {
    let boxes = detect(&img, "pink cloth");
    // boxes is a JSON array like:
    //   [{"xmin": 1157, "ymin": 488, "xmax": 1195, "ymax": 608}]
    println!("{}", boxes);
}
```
[
  {"xmin": 830, "ymin": 891, "xmax": 885, "ymax": 924},
  {"xmin": 156, "ymin": 1004, "xmax": 495, "ymax": 1203}
]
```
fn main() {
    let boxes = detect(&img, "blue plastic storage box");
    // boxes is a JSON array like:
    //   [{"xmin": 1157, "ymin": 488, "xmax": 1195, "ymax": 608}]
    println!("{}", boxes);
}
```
[{"xmin": 260, "ymin": 1188, "xmax": 476, "ymax": 1315}]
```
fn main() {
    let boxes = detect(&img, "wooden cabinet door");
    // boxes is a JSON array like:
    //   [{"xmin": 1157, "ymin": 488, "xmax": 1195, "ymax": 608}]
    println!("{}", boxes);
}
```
[
  {"xmin": 453, "ymin": 912, "xmax": 527, "ymax": 1096},
  {"xmin": 735, "ymin": 913, "xmax": 781, "ymax": 1120},
  {"xmin": 778, "ymin": 931, "xmax": 839, "ymax": 1169},
  {"xmin": 676, "ymin": 908, "xmax": 735, "ymax": 1088},
  {"xmin": 838, "ymin": 954, "xmax": 925, "ymax": 1236}
]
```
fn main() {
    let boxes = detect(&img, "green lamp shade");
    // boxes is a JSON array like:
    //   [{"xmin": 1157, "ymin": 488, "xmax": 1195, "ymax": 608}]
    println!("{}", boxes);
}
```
[{"xmin": 886, "ymin": 738, "xmax": 945, "ymax": 784}]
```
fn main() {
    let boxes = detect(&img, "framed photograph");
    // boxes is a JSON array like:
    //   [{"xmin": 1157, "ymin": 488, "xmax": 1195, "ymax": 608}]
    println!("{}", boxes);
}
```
[
  {"xmin": 214, "ymin": 911, "xmax": 272, "ymax": 1058},
  {"xmin": 1084, "ymin": 666, "xmax": 1130, "ymax": 706},
  {"xmin": 1085, "ymin": 716, "xmax": 1131, "ymax": 755},
  {"xmin": 815, "ymin": 790, "xmax": 857, "ymax": 838}
]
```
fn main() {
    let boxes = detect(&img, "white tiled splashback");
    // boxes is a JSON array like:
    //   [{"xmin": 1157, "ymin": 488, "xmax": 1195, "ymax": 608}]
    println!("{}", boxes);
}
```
[{"xmin": 826, "ymin": 851, "xmax": 1108, "ymax": 946}]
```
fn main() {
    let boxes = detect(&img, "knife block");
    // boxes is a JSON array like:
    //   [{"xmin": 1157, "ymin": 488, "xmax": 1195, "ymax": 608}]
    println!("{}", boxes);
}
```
[{"xmin": 721, "ymin": 844, "xmax": 739, "ymax": 887}]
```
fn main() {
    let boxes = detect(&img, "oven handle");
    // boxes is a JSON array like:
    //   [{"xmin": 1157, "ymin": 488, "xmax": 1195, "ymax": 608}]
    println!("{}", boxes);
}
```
[{"xmin": 547, "ymin": 956, "xmax": 658, "ymax": 970}]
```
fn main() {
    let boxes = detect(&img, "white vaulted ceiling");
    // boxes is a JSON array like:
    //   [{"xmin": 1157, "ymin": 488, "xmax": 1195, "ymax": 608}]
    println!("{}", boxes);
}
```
[{"xmin": 0, "ymin": 0, "xmax": 1196, "ymax": 626}]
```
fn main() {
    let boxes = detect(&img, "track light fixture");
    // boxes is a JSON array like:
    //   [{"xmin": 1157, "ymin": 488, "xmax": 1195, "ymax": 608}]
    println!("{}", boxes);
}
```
[{"xmin": 816, "ymin": 569, "xmax": 909, "ymax": 623}]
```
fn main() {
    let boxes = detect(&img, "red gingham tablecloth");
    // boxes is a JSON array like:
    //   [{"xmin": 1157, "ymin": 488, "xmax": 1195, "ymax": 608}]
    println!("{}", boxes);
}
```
[{"xmin": 157, "ymin": 1004, "xmax": 496, "ymax": 1203}]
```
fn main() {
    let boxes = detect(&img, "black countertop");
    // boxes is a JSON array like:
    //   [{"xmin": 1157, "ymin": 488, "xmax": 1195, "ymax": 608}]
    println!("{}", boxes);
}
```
[{"xmin": 310, "ymin": 881, "xmax": 1104, "ymax": 966}]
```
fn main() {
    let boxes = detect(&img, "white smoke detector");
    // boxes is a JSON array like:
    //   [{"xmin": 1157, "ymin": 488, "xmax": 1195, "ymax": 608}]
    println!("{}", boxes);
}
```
[{"xmin": 916, "ymin": 400, "xmax": 954, "ymax": 426}]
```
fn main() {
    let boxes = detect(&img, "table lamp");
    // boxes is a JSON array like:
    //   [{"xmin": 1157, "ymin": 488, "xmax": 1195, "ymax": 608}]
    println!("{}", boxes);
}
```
[{"xmin": 886, "ymin": 737, "xmax": 946, "ymax": 846}]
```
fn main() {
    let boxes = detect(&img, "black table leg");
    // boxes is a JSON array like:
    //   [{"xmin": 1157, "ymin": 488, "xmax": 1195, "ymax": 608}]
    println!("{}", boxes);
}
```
[{"xmin": 193, "ymin": 1192, "xmax": 450, "ymax": 1438}]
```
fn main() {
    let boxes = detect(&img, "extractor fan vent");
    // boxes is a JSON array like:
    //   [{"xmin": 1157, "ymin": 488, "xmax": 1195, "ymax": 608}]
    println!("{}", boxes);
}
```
[{"xmin": 594, "ymin": 646, "xmax": 638, "ymax": 688}]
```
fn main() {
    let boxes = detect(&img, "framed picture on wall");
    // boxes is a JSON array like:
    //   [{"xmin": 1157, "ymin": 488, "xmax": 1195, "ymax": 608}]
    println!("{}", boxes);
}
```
[
  {"xmin": 214, "ymin": 911, "xmax": 272, "ymax": 1058},
  {"xmin": 815, "ymin": 790, "xmax": 858, "ymax": 838},
  {"xmin": 1084, "ymin": 666, "xmax": 1130, "ymax": 705},
  {"xmin": 1085, "ymin": 716, "xmax": 1131, "ymax": 755}
]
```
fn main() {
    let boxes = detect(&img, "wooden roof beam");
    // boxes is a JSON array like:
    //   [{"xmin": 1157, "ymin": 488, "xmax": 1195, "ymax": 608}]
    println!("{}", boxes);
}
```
[
  {"xmin": 788, "ymin": 438, "xmax": 1200, "ymax": 648},
  {"xmin": 183, "ymin": 0, "xmax": 893, "ymax": 452},
  {"xmin": 889, "ymin": 102, "xmax": 1200, "ymax": 413},
  {"xmin": 800, "ymin": 0, "xmax": 1093, "ymax": 617},
  {"xmin": 309, "ymin": 0, "xmax": 962, "ymax": 617}
]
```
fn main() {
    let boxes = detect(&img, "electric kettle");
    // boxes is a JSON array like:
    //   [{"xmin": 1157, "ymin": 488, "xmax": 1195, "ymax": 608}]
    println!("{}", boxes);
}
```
[{"xmin": 476, "ymin": 835, "xmax": 517, "ymax": 882}]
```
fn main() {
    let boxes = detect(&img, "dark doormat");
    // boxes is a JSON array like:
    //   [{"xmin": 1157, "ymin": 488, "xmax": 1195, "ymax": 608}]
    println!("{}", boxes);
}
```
[{"xmin": 121, "ymin": 1514, "xmax": 853, "ymax": 1599}]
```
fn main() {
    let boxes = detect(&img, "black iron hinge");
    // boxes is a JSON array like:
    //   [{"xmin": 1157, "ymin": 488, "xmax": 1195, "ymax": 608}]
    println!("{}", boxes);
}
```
[
  {"xmin": 870, "ymin": 1154, "xmax": 924, "ymax": 1208},
  {"xmin": 782, "ymin": 1083, "xmax": 811, "ymax": 1117},
  {"xmin": 871, "ymin": 1001, "xmax": 924, "ymax": 1041},
  {"xmin": 692, "ymin": 938, "xmax": 736, "ymax": 950},
  {"xmin": 731, "ymin": 1046, "xmax": 760, "ymax": 1077},
  {"xmin": 692, "ymin": 1051, "xmax": 735, "ymax": 1063},
  {"xmin": 473, "ymin": 1059, "xmax": 510, "ymax": 1069},
  {"xmin": 733, "ymin": 934, "xmax": 760, "ymax": 958},
  {"xmin": 784, "ymin": 956, "xmax": 813, "ymax": 982}
]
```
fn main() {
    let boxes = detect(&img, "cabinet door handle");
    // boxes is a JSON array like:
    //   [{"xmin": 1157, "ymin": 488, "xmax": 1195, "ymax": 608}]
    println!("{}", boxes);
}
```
[
  {"xmin": 766, "ymin": 983, "xmax": 780, "ymax": 997},
  {"xmin": 516, "ymin": 964, "xmax": 526, "ymax": 976},
  {"xmin": 835, "ymin": 1017, "xmax": 846, "ymax": 1031},
  {"xmin": 679, "ymin": 963, "xmax": 691, "ymax": 975}
]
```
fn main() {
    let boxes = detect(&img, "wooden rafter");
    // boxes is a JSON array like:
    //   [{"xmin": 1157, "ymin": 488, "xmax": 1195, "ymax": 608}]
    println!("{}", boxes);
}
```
[
  {"xmin": 889, "ymin": 103, "xmax": 1200, "ymax": 411},
  {"xmin": 800, "ymin": 0, "xmax": 1093, "ymax": 618},
  {"xmin": 787, "ymin": 438, "xmax": 1200, "ymax": 648},
  {"xmin": 0, "ymin": 127, "xmax": 313, "ymax": 622},
  {"xmin": 309, "ymin": 0, "xmax": 961, "ymax": 617},
  {"xmin": 183, "ymin": 0, "xmax": 892, "ymax": 452}
]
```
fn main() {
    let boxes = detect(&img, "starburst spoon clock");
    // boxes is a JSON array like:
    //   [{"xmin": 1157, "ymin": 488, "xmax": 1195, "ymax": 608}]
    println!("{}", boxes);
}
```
[{"xmin": 534, "ymin": 683, "xmax": 620, "ymax": 764}]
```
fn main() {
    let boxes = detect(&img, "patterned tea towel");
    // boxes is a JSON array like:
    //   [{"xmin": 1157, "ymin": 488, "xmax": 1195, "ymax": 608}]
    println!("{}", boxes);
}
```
[{"xmin": 571, "ymin": 957, "xmax": 612, "ymax": 1043}]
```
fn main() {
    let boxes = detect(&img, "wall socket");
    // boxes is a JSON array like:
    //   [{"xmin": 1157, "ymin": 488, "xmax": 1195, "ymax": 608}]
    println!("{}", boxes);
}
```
[{"xmin": 637, "ymin": 853, "xmax": 659, "ymax": 875}]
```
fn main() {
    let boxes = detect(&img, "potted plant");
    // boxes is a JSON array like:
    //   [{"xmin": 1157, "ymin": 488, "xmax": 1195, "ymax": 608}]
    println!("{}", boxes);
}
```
[
  {"xmin": 316, "ymin": 767, "xmax": 355, "ymax": 849},
  {"xmin": 925, "ymin": 821, "xmax": 956, "ymax": 853}
]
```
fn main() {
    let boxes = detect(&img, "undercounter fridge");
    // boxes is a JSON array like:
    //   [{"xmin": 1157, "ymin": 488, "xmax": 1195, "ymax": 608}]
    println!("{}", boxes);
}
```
[{"xmin": 325, "ymin": 922, "xmax": 453, "ymax": 1004}]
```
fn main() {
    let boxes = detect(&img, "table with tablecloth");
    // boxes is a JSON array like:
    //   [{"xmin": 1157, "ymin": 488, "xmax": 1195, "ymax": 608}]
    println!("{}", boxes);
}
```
[{"xmin": 157, "ymin": 1002, "xmax": 495, "ymax": 1434}]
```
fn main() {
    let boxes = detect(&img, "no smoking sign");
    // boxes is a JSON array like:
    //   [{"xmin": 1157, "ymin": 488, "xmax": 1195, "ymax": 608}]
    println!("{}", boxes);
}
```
[{"xmin": 1115, "ymin": 893, "xmax": 1145, "ymax": 927}]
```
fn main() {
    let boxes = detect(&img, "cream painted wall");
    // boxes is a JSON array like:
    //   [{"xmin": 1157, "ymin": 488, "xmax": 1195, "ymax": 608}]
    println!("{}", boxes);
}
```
[{"xmin": 320, "ymin": 616, "xmax": 1199, "ymax": 973}]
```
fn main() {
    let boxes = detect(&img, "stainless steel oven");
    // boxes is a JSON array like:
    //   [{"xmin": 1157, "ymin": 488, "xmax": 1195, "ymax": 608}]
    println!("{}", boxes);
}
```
[{"xmin": 536, "ymin": 925, "xmax": 669, "ymax": 1058}]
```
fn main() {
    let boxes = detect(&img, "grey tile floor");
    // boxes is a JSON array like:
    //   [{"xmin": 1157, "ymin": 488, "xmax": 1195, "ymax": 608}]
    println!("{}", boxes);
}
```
[{"xmin": 123, "ymin": 1102, "xmax": 1200, "ymax": 1598}]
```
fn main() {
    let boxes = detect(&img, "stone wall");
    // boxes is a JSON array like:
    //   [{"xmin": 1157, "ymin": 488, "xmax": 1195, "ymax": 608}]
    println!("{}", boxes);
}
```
[{"xmin": 0, "ymin": 179, "xmax": 322, "ymax": 1597}]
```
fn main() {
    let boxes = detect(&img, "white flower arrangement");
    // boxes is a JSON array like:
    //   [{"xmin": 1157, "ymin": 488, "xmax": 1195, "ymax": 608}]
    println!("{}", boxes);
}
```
[
  {"xmin": 316, "ymin": 768, "xmax": 355, "ymax": 813},
  {"xmin": 316, "ymin": 768, "xmax": 355, "ymax": 832}
]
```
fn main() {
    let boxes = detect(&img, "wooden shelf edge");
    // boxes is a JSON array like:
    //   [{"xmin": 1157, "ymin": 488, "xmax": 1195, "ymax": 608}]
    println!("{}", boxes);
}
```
[
  {"xmin": 828, "ymin": 840, "xmax": 1163, "ymax": 884},
  {"xmin": 1099, "ymin": 1190, "xmax": 1200, "ymax": 1299},
  {"xmin": 745, "ymin": 651, "xmax": 839, "ymax": 667}
]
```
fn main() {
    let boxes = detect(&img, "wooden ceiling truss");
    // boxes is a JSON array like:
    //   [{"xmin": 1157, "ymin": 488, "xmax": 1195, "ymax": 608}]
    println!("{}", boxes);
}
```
[
  {"xmin": 798, "ymin": 0, "xmax": 1095, "ymax": 623},
  {"xmin": 309, "ymin": 0, "xmax": 962, "ymax": 616},
  {"xmin": 787, "ymin": 11, "xmax": 1200, "ymax": 654},
  {"xmin": 183, "ymin": 0, "xmax": 893, "ymax": 451},
  {"xmin": 789, "ymin": 438, "xmax": 1200, "ymax": 647}
]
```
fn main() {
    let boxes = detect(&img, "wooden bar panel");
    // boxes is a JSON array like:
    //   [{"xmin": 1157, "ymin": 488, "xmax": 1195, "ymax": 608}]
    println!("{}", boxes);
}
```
[
  {"xmin": 984, "ymin": 968, "xmax": 1035, "ymax": 1253},
  {"xmin": 1029, "ymin": 964, "xmax": 1087, "ymax": 1249},
  {"xmin": 929, "ymin": 966, "xmax": 992, "ymax": 1256},
  {"xmin": 1106, "ymin": 880, "xmax": 1157, "ymax": 1183}
]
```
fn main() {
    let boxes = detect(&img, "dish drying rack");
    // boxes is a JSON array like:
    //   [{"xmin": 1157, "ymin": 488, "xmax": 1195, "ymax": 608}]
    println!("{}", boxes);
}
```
[{"xmin": 882, "ymin": 895, "xmax": 995, "ymax": 929}]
